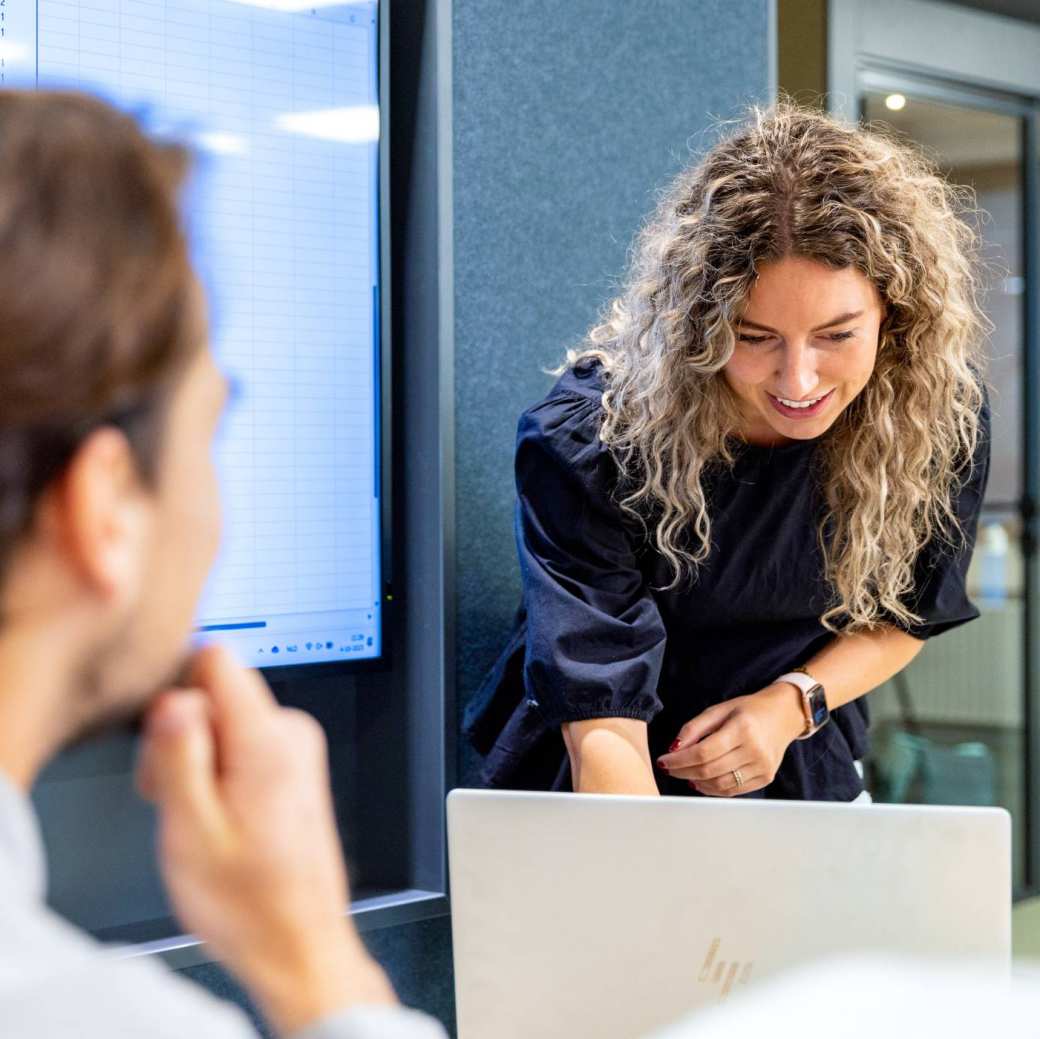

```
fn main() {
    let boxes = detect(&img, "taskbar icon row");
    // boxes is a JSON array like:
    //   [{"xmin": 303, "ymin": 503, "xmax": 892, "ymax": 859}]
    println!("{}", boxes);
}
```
[{"xmin": 256, "ymin": 631, "xmax": 374, "ymax": 659}]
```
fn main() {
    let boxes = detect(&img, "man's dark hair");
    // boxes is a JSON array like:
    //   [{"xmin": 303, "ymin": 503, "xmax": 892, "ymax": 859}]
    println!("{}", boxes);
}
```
[{"xmin": 0, "ymin": 90, "xmax": 196, "ymax": 575}]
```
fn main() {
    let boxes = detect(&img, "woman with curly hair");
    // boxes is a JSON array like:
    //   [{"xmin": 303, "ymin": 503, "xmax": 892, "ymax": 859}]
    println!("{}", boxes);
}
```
[{"xmin": 465, "ymin": 101, "xmax": 991, "ymax": 803}]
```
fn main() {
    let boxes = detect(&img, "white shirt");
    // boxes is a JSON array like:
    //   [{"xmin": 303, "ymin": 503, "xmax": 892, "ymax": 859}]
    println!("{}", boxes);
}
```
[
  {"xmin": 654, "ymin": 957, "xmax": 1040, "ymax": 1038},
  {"xmin": 0, "ymin": 771, "xmax": 446, "ymax": 1039}
]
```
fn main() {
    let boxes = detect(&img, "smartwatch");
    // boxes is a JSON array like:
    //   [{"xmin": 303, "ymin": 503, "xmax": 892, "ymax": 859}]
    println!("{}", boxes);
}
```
[{"xmin": 776, "ymin": 668, "xmax": 830, "ymax": 740}]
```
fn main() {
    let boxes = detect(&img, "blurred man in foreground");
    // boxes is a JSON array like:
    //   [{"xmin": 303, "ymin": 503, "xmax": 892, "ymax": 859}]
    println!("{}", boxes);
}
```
[{"xmin": 0, "ymin": 90, "xmax": 444, "ymax": 1039}]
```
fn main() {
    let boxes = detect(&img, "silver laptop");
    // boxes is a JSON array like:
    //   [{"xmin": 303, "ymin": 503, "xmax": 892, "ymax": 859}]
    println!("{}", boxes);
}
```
[{"xmin": 447, "ymin": 789, "xmax": 1010, "ymax": 1039}]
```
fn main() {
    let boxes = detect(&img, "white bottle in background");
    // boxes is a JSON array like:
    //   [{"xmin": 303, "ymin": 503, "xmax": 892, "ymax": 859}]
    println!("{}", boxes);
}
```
[{"xmin": 978, "ymin": 521, "xmax": 1008, "ymax": 607}]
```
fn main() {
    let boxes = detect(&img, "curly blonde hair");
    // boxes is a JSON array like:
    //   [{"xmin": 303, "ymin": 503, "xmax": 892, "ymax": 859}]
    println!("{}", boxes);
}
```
[{"xmin": 569, "ymin": 101, "xmax": 988, "ymax": 631}]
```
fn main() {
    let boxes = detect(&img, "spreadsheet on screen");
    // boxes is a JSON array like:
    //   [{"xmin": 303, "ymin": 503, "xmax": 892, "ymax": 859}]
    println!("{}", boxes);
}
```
[{"xmin": 2, "ymin": 0, "xmax": 384, "ymax": 667}]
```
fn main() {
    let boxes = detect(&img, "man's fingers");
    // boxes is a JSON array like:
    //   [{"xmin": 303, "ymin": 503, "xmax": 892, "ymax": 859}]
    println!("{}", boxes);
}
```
[
  {"xmin": 137, "ymin": 690, "xmax": 226, "ymax": 840},
  {"xmin": 189, "ymin": 644, "xmax": 277, "ymax": 709},
  {"xmin": 188, "ymin": 644, "xmax": 279, "ymax": 761}
]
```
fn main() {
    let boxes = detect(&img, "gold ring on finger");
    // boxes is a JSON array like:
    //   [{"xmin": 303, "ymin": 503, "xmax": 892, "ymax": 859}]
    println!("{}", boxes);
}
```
[{"xmin": 732, "ymin": 769, "xmax": 744, "ymax": 789}]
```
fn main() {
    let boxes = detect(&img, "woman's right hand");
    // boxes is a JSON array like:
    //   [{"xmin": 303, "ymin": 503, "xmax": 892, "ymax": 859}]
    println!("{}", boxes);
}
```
[{"xmin": 136, "ymin": 645, "xmax": 396, "ymax": 1036}]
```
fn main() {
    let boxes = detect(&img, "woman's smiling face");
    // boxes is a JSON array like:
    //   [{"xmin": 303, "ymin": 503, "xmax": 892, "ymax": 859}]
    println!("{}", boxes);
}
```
[{"xmin": 722, "ymin": 256, "xmax": 885, "ymax": 446}]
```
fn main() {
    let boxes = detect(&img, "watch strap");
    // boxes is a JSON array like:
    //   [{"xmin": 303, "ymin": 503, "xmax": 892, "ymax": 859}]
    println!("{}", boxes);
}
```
[
  {"xmin": 776, "ymin": 670, "xmax": 818, "ymax": 697},
  {"xmin": 776, "ymin": 670, "xmax": 824, "ymax": 739}
]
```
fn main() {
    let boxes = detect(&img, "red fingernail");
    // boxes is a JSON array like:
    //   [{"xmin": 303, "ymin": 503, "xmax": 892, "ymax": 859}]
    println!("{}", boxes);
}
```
[
  {"xmin": 656, "ymin": 758, "xmax": 669, "ymax": 770},
  {"xmin": 669, "ymin": 740, "xmax": 681, "ymax": 752}
]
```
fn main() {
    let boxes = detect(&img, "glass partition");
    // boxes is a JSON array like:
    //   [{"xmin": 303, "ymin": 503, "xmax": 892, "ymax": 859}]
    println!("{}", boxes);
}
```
[{"xmin": 862, "ymin": 87, "xmax": 1029, "ymax": 889}]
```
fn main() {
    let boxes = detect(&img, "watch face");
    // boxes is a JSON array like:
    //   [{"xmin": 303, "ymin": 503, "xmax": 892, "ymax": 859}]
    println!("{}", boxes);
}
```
[{"xmin": 808, "ymin": 685, "xmax": 829, "ymax": 728}]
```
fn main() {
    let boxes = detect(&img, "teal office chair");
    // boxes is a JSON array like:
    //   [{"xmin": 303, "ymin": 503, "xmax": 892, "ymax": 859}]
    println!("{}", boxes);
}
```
[{"xmin": 873, "ymin": 672, "xmax": 997, "ymax": 808}]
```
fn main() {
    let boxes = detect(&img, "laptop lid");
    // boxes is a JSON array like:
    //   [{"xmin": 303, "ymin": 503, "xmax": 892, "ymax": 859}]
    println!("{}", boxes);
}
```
[{"xmin": 447, "ymin": 789, "xmax": 1011, "ymax": 1039}]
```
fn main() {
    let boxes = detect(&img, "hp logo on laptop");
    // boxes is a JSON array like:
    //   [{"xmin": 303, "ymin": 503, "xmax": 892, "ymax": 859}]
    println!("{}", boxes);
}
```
[{"xmin": 698, "ymin": 937, "xmax": 754, "ymax": 1001}]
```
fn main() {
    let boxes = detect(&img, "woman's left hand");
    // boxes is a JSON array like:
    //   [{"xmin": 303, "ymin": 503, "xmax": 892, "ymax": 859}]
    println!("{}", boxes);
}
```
[{"xmin": 655, "ymin": 683, "xmax": 807, "ymax": 796}]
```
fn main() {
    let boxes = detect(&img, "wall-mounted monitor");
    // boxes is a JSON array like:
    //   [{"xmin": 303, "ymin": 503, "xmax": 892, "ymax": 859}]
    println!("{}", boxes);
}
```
[{"xmin": 3, "ymin": 0, "xmax": 389, "ymax": 671}]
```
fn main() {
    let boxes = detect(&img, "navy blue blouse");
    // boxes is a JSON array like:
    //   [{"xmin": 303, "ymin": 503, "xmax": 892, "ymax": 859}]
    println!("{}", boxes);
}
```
[{"xmin": 464, "ymin": 362, "xmax": 991, "ymax": 801}]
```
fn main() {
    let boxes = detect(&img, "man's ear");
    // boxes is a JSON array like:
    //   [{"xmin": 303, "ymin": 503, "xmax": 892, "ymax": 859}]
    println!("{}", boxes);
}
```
[{"xmin": 41, "ymin": 428, "xmax": 152, "ymax": 601}]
